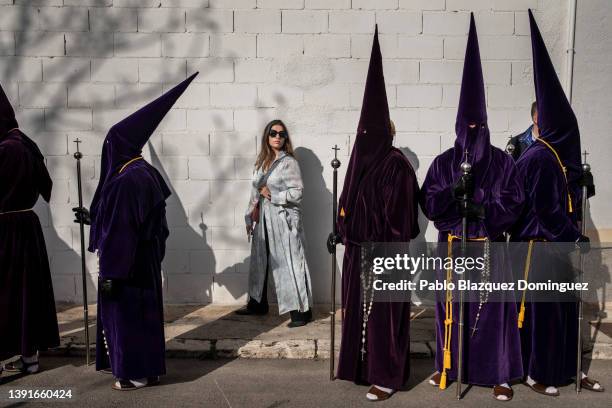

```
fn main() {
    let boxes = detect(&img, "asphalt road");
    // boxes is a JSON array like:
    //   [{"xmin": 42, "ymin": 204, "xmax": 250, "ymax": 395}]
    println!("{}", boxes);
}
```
[{"xmin": 1, "ymin": 357, "xmax": 610, "ymax": 408}]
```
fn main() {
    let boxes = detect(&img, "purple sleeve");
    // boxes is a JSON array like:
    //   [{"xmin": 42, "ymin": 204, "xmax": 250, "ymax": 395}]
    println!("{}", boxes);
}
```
[
  {"xmin": 420, "ymin": 156, "xmax": 461, "ymax": 225},
  {"xmin": 526, "ymin": 156, "xmax": 581, "ymax": 242},
  {"xmin": 98, "ymin": 176, "xmax": 142, "ymax": 280},
  {"xmin": 481, "ymin": 159, "xmax": 524, "ymax": 239}
]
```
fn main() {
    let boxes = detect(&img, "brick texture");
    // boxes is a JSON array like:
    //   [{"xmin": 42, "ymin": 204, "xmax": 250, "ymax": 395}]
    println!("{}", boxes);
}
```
[{"xmin": 0, "ymin": 2, "xmax": 594, "ymax": 306}]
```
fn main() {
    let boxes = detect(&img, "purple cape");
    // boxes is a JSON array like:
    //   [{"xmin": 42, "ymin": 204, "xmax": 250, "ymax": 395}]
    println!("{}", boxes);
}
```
[
  {"xmin": 0, "ymin": 129, "xmax": 59, "ymax": 359},
  {"xmin": 336, "ymin": 27, "xmax": 420, "ymax": 389},
  {"xmin": 508, "ymin": 11, "xmax": 582, "ymax": 386},
  {"xmin": 91, "ymin": 74, "xmax": 196, "ymax": 379},
  {"xmin": 420, "ymin": 14, "xmax": 524, "ymax": 386}
]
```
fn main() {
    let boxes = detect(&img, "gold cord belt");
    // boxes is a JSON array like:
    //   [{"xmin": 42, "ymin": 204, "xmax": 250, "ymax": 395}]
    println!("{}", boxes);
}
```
[
  {"xmin": 517, "ymin": 238, "xmax": 546, "ymax": 328},
  {"xmin": 439, "ymin": 234, "xmax": 487, "ymax": 389}
]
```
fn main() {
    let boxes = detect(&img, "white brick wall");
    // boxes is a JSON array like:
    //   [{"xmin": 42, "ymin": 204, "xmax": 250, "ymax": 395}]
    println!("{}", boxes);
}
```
[{"xmin": 1, "ymin": 1, "xmax": 609, "ymax": 305}]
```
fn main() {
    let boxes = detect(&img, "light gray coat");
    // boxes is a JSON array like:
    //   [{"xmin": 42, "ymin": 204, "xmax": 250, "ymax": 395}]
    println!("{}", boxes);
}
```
[{"xmin": 244, "ymin": 152, "xmax": 312, "ymax": 315}]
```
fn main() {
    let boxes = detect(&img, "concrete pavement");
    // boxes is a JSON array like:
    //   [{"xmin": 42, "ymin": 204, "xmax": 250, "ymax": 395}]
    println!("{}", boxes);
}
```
[
  {"xmin": 1, "ymin": 357, "xmax": 611, "ymax": 408},
  {"xmin": 53, "ymin": 303, "xmax": 612, "ymax": 360}
]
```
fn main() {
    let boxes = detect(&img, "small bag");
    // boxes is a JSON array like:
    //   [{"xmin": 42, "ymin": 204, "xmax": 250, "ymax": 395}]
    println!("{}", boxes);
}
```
[{"xmin": 250, "ymin": 201, "xmax": 260, "ymax": 224}]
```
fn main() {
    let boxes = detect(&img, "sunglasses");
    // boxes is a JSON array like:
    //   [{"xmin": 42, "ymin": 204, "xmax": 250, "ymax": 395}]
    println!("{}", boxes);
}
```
[{"xmin": 268, "ymin": 130, "xmax": 287, "ymax": 138}]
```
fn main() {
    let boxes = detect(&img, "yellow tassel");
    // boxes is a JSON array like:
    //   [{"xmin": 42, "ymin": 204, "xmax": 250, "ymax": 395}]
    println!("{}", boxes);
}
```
[
  {"xmin": 443, "ymin": 349, "xmax": 451, "ymax": 369},
  {"xmin": 340, "ymin": 207, "xmax": 345, "ymax": 217},
  {"xmin": 440, "ymin": 372, "xmax": 447, "ymax": 390},
  {"xmin": 518, "ymin": 305, "xmax": 525, "ymax": 329}
]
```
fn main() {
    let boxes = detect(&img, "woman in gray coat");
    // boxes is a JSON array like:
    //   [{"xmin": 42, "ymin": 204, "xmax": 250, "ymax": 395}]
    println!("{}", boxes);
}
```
[{"xmin": 236, "ymin": 119, "xmax": 313, "ymax": 327}]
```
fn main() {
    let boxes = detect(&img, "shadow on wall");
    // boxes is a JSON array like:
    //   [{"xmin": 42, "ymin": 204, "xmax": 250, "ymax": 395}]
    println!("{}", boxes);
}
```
[
  {"xmin": 0, "ymin": 3, "xmax": 226, "ymax": 304},
  {"xmin": 295, "ymin": 147, "xmax": 340, "ymax": 305},
  {"xmin": 149, "ymin": 144, "xmax": 216, "ymax": 304},
  {"xmin": 583, "ymin": 205, "xmax": 610, "ymax": 373}
]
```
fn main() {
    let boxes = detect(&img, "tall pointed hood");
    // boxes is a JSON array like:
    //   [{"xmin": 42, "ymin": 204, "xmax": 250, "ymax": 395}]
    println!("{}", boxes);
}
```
[
  {"xmin": 452, "ymin": 13, "xmax": 491, "ymax": 183},
  {"xmin": 528, "ymin": 9, "xmax": 581, "ymax": 184},
  {"xmin": 89, "ymin": 72, "xmax": 198, "ymax": 252},
  {"xmin": 0, "ymin": 81, "xmax": 18, "ymax": 136},
  {"xmin": 338, "ymin": 25, "xmax": 392, "ymax": 232}
]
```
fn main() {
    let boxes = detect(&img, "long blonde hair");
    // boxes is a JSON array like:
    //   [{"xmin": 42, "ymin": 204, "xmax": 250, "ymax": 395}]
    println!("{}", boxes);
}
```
[{"xmin": 255, "ymin": 119, "xmax": 294, "ymax": 171}]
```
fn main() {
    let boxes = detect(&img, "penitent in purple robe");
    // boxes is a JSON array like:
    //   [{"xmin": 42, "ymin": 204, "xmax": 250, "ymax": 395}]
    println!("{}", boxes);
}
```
[
  {"xmin": 420, "ymin": 14, "xmax": 524, "ymax": 387},
  {"xmin": 90, "ymin": 73, "xmax": 197, "ymax": 380},
  {"xmin": 336, "ymin": 26, "xmax": 420, "ymax": 390},
  {"xmin": 509, "ymin": 10, "xmax": 583, "ymax": 386},
  {"xmin": 0, "ymin": 81, "xmax": 59, "ymax": 360},
  {"xmin": 0, "ymin": 133, "xmax": 59, "ymax": 360}
]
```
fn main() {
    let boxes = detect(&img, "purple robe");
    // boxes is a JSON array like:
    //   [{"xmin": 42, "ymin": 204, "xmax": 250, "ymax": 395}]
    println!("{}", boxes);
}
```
[
  {"xmin": 0, "ymin": 129, "xmax": 59, "ymax": 360},
  {"xmin": 337, "ymin": 148, "xmax": 420, "ymax": 389},
  {"xmin": 94, "ymin": 159, "xmax": 170, "ymax": 380},
  {"xmin": 507, "ymin": 10, "xmax": 584, "ymax": 386},
  {"xmin": 90, "ymin": 73, "xmax": 196, "ymax": 379},
  {"xmin": 421, "ymin": 147, "xmax": 524, "ymax": 386},
  {"xmin": 420, "ymin": 14, "xmax": 524, "ymax": 387},
  {"xmin": 510, "ymin": 143, "xmax": 580, "ymax": 385}
]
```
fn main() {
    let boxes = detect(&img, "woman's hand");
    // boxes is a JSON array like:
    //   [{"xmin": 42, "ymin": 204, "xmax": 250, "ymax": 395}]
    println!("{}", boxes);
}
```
[{"xmin": 260, "ymin": 185, "xmax": 271, "ymax": 200}]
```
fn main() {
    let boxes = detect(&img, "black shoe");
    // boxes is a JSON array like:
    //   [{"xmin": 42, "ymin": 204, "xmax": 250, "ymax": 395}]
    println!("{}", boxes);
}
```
[
  {"xmin": 288, "ymin": 309, "xmax": 312, "ymax": 328},
  {"xmin": 3, "ymin": 357, "xmax": 39, "ymax": 374},
  {"xmin": 235, "ymin": 306, "xmax": 268, "ymax": 316}
]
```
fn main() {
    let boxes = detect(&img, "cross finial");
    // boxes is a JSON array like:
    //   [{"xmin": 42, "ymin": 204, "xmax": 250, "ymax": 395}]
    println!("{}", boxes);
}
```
[
  {"xmin": 73, "ymin": 138, "xmax": 83, "ymax": 159},
  {"xmin": 583, "ymin": 149, "xmax": 589, "ymax": 163},
  {"xmin": 332, "ymin": 144, "xmax": 340, "ymax": 158}
]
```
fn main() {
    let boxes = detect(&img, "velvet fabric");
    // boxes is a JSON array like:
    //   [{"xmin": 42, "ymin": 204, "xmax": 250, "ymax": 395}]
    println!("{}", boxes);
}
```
[
  {"xmin": 419, "ymin": 14, "xmax": 524, "ymax": 386},
  {"xmin": 452, "ymin": 14, "xmax": 491, "ymax": 187},
  {"xmin": 91, "ymin": 74, "xmax": 196, "ymax": 379},
  {"xmin": 421, "ymin": 149, "xmax": 525, "ymax": 386},
  {"xmin": 337, "ymin": 148, "xmax": 420, "ymax": 389},
  {"xmin": 0, "ymin": 128, "xmax": 59, "ymax": 360},
  {"xmin": 337, "ymin": 25, "xmax": 393, "ymax": 242},
  {"xmin": 94, "ymin": 160, "xmax": 170, "ymax": 380},
  {"xmin": 528, "ymin": 10, "xmax": 581, "ymax": 189},
  {"xmin": 508, "ymin": 11, "xmax": 583, "ymax": 386},
  {"xmin": 0, "ymin": 81, "xmax": 18, "ymax": 135},
  {"xmin": 90, "ymin": 72, "xmax": 197, "ymax": 253},
  {"xmin": 335, "ymin": 27, "xmax": 419, "ymax": 389},
  {"xmin": 511, "ymin": 144, "xmax": 581, "ymax": 242}
]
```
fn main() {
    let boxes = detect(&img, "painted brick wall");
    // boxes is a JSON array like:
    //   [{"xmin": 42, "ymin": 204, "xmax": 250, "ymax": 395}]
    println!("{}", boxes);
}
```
[{"xmin": 0, "ymin": 0, "xmax": 608, "ymax": 305}]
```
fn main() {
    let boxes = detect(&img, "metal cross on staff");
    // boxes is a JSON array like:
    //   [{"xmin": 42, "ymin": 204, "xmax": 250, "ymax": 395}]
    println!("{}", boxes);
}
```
[
  {"xmin": 329, "ymin": 144, "xmax": 341, "ymax": 381},
  {"xmin": 73, "ymin": 138, "xmax": 91, "ymax": 365}
]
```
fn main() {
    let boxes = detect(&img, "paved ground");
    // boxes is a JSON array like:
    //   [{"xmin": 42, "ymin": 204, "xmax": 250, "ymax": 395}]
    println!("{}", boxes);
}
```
[
  {"xmin": 1, "ymin": 357, "xmax": 611, "ymax": 408},
  {"xmin": 54, "ymin": 303, "xmax": 612, "ymax": 360},
  {"xmin": 55, "ymin": 303, "xmax": 437, "ymax": 359}
]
